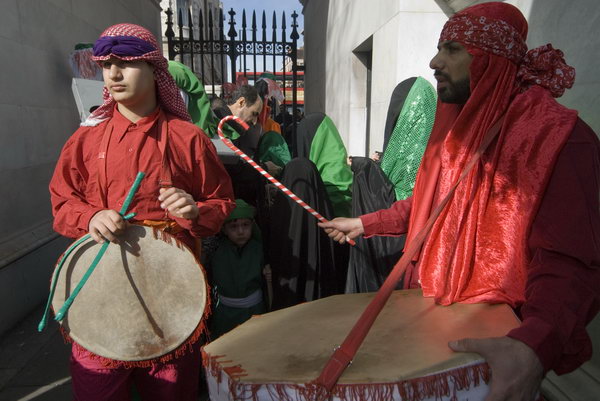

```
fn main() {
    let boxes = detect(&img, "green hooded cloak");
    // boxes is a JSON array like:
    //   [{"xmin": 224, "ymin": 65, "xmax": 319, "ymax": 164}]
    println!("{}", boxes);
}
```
[{"xmin": 380, "ymin": 77, "xmax": 437, "ymax": 200}]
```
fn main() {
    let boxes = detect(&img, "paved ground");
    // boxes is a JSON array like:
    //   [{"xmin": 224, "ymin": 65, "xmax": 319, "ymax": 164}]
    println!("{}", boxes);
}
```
[
  {"xmin": 0, "ymin": 304, "xmax": 71, "ymax": 401},
  {"xmin": 0, "ymin": 304, "xmax": 209, "ymax": 401}
]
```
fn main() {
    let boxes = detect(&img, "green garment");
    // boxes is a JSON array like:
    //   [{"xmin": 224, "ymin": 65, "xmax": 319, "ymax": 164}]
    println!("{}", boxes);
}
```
[
  {"xmin": 168, "ymin": 60, "xmax": 217, "ymax": 137},
  {"xmin": 226, "ymin": 198, "xmax": 256, "ymax": 221},
  {"xmin": 209, "ymin": 238, "xmax": 266, "ymax": 339},
  {"xmin": 257, "ymin": 131, "xmax": 292, "ymax": 168},
  {"xmin": 310, "ymin": 116, "xmax": 353, "ymax": 217},
  {"xmin": 74, "ymin": 43, "xmax": 93, "ymax": 50},
  {"xmin": 212, "ymin": 107, "xmax": 242, "ymax": 140},
  {"xmin": 380, "ymin": 77, "xmax": 437, "ymax": 200},
  {"xmin": 168, "ymin": 60, "xmax": 242, "ymax": 139},
  {"xmin": 259, "ymin": 72, "xmax": 277, "ymax": 80}
]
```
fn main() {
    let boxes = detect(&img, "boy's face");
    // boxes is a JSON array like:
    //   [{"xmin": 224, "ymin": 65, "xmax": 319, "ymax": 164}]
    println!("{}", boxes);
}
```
[
  {"xmin": 101, "ymin": 57, "xmax": 155, "ymax": 108},
  {"xmin": 223, "ymin": 218, "xmax": 253, "ymax": 247}
]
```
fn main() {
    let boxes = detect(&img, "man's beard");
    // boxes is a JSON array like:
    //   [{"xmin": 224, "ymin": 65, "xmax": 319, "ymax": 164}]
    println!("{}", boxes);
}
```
[{"xmin": 437, "ymin": 75, "xmax": 471, "ymax": 104}]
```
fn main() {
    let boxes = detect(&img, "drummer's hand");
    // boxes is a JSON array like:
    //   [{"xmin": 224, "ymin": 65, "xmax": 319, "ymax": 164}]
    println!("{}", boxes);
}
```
[
  {"xmin": 88, "ymin": 209, "xmax": 127, "ymax": 244},
  {"xmin": 159, "ymin": 187, "xmax": 199, "ymax": 219},
  {"xmin": 318, "ymin": 217, "xmax": 364, "ymax": 244},
  {"xmin": 449, "ymin": 336, "xmax": 543, "ymax": 401}
]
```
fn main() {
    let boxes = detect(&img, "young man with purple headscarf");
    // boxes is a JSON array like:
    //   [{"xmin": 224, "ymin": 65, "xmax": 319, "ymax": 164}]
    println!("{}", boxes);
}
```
[{"xmin": 50, "ymin": 23, "xmax": 234, "ymax": 400}]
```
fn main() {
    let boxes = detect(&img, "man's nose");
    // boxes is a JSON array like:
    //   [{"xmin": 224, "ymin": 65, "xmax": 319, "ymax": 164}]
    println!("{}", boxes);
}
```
[{"xmin": 429, "ymin": 51, "xmax": 443, "ymax": 70}]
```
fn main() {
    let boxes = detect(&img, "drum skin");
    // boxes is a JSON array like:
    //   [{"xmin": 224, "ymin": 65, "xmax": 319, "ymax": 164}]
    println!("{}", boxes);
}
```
[{"xmin": 52, "ymin": 225, "xmax": 207, "ymax": 361}]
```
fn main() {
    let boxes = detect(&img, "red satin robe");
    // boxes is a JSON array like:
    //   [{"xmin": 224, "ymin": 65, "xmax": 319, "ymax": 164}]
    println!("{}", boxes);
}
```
[{"xmin": 361, "ymin": 118, "xmax": 600, "ymax": 374}]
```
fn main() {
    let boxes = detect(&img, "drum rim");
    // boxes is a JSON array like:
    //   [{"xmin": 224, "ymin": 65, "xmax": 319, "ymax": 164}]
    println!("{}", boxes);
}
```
[{"xmin": 51, "ymin": 225, "xmax": 208, "ymax": 362}]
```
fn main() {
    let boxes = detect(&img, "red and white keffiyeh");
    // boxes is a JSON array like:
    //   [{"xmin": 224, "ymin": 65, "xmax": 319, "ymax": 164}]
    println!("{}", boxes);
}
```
[{"xmin": 83, "ymin": 23, "xmax": 191, "ymax": 126}]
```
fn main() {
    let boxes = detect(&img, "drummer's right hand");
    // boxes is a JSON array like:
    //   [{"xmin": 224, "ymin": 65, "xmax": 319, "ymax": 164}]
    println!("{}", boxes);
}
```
[
  {"xmin": 88, "ymin": 210, "xmax": 127, "ymax": 244},
  {"xmin": 318, "ymin": 217, "xmax": 364, "ymax": 244}
]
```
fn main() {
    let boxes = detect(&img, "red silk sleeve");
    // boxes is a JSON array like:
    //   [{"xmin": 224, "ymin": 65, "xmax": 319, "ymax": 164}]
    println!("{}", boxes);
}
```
[
  {"xmin": 173, "ymin": 132, "xmax": 235, "ymax": 237},
  {"xmin": 360, "ymin": 196, "xmax": 413, "ymax": 237}
]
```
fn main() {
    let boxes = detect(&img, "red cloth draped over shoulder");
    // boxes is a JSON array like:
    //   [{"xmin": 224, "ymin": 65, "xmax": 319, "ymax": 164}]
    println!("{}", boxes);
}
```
[{"xmin": 405, "ymin": 3, "xmax": 578, "ymax": 307}]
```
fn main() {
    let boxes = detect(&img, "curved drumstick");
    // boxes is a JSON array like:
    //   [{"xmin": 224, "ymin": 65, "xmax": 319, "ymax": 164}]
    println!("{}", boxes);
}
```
[
  {"xmin": 38, "ymin": 172, "xmax": 145, "ymax": 332},
  {"xmin": 217, "ymin": 116, "xmax": 356, "ymax": 246}
]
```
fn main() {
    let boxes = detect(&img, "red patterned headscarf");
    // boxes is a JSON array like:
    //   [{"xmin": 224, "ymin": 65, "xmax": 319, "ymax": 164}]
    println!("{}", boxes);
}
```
[
  {"xmin": 82, "ymin": 23, "xmax": 191, "ymax": 126},
  {"xmin": 405, "ymin": 2, "xmax": 578, "ymax": 307},
  {"xmin": 439, "ymin": 7, "xmax": 575, "ymax": 97}
]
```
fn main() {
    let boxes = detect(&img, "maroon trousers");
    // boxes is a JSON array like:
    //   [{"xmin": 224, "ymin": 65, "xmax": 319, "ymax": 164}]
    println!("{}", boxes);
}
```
[{"xmin": 70, "ymin": 344, "xmax": 201, "ymax": 401}]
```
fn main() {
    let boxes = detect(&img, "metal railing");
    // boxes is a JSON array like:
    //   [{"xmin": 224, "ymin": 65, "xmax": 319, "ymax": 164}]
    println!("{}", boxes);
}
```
[{"xmin": 164, "ymin": 6, "xmax": 301, "ymax": 145}]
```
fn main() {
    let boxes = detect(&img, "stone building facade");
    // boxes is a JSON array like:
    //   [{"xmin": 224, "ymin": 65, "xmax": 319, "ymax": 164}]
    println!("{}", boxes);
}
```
[{"xmin": 301, "ymin": 0, "xmax": 600, "ymax": 157}]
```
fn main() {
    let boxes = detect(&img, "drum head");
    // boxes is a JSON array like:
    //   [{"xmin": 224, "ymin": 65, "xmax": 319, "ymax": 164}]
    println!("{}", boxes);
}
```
[
  {"xmin": 204, "ymin": 289, "xmax": 519, "ymax": 384},
  {"xmin": 52, "ymin": 225, "xmax": 207, "ymax": 361}
]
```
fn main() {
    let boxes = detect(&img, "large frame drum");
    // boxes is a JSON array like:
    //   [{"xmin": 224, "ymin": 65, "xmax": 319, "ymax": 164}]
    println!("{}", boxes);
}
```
[
  {"xmin": 52, "ymin": 225, "xmax": 208, "ymax": 362},
  {"xmin": 203, "ymin": 289, "xmax": 520, "ymax": 401}
]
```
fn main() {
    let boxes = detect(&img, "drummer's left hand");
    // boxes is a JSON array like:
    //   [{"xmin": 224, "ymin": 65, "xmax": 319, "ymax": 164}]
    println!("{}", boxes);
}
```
[
  {"xmin": 159, "ymin": 187, "xmax": 199, "ymax": 219},
  {"xmin": 449, "ymin": 336, "xmax": 543, "ymax": 401}
]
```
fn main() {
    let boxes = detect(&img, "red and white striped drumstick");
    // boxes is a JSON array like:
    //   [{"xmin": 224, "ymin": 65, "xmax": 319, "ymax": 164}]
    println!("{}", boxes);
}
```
[{"xmin": 217, "ymin": 115, "xmax": 356, "ymax": 246}]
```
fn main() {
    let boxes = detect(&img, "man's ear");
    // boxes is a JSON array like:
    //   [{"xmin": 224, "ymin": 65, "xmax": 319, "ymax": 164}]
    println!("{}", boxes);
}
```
[{"xmin": 237, "ymin": 97, "xmax": 247, "ymax": 108}]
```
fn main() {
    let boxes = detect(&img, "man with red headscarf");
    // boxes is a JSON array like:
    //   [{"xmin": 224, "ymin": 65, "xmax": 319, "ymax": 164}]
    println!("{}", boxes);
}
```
[
  {"xmin": 50, "ymin": 23, "xmax": 234, "ymax": 400},
  {"xmin": 320, "ymin": 3, "xmax": 600, "ymax": 400}
]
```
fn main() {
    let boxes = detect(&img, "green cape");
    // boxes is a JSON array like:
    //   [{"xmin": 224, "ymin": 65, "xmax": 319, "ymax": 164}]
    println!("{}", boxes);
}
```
[
  {"xmin": 309, "ymin": 115, "xmax": 353, "ymax": 217},
  {"xmin": 380, "ymin": 77, "xmax": 437, "ymax": 200},
  {"xmin": 257, "ymin": 131, "xmax": 292, "ymax": 168},
  {"xmin": 167, "ymin": 60, "xmax": 217, "ymax": 137}
]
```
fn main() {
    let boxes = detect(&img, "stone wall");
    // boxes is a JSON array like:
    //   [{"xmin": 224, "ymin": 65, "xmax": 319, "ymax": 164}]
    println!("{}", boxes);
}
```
[{"xmin": 303, "ymin": 0, "xmax": 447, "ymax": 155}]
